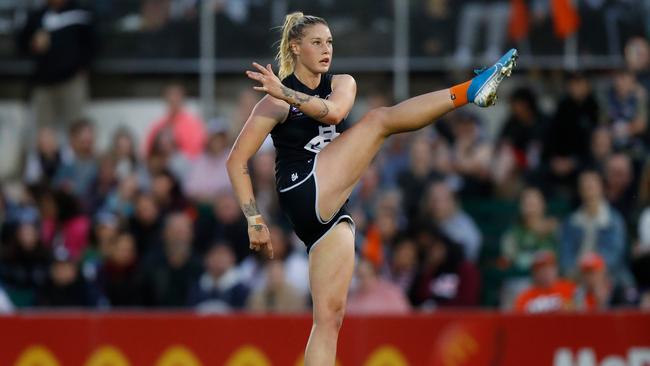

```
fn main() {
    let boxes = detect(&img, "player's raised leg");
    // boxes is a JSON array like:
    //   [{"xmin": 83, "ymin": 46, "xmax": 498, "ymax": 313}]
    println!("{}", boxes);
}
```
[{"xmin": 315, "ymin": 49, "xmax": 518, "ymax": 221}]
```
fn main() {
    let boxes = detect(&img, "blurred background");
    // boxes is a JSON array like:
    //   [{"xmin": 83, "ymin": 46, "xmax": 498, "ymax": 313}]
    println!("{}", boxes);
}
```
[{"xmin": 0, "ymin": 0, "xmax": 650, "ymax": 317}]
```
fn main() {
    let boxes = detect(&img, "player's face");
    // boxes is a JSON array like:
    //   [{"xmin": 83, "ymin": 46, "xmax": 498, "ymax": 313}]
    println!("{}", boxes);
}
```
[{"xmin": 295, "ymin": 23, "xmax": 333, "ymax": 74}]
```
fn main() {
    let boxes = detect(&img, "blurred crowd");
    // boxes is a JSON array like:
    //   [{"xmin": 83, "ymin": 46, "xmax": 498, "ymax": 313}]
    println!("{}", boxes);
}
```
[
  {"xmin": 3, "ymin": 68, "xmax": 650, "ymax": 314},
  {"xmin": 1, "ymin": 0, "xmax": 650, "ymax": 315},
  {"xmin": 4, "ymin": 0, "xmax": 650, "ymax": 61}
]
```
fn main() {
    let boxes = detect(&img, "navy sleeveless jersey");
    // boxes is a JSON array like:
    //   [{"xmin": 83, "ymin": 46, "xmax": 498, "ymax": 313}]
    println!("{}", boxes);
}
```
[{"xmin": 270, "ymin": 73, "xmax": 348, "ymax": 186}]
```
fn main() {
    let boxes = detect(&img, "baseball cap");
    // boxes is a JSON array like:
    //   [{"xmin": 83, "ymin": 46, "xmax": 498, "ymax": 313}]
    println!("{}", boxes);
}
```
[
  {"xmin": 579, "ymin": 252, "xmax": 606, "ymax": 272},
  {"xmin": 532, "ymin": 250, "xmax": 556, "ymax": 270}
]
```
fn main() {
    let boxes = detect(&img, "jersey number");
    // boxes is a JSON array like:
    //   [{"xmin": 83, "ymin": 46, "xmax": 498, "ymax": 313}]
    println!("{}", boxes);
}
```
[{"xmin": 304, "ymin": 125, "xmax": 340, "ymax": 153}]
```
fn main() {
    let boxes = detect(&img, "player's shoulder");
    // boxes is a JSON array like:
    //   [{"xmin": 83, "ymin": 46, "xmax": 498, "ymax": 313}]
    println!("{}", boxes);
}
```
[{"xmin": 331, "ymin": 74, "xmax": 356, "ymax": 85}]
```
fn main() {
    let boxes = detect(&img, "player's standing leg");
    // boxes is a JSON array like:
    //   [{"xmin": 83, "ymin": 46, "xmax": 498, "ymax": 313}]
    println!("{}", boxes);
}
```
[{"xmin": 304, "ymin": 222, "xmax": 355, "ymax": 366}]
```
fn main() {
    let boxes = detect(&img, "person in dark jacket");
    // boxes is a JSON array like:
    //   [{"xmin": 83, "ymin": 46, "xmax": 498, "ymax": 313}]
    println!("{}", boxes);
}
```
[
  {"xmin": 37, "ymin": 247, "xmax": 99, "ymax": 307},
  {"xmin": 17, "ymin": 0, "xmax": 95, "ymax": 132},
  {"xmin": 408, "ymin": 227, "xmax": 481, "ymax": 308},
  {"xmin": 97, "ymin": 231, "xmax": 142, "ymax": 307},
  {"xmin": 187, "ymin": 242, "xmax": 249, "ymax": 311},
  {"xmin": 0, "ymin": 210, "xmax": 51, "ymax": 307},
  {"xmin": 540, "ymin": 73, "xmax": 600, "ymax": 199}
]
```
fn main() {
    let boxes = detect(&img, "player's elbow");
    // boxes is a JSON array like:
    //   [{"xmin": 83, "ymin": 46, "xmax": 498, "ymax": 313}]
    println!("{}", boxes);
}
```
[
  {"xmin": 322, "ymin": 110, "xmax": 346, "ymax": 125},
  {"xmin": 226, "ymin": 150, "xmax": 246, "ymax": 175},
  {"xmin": 322, "ymin": 115, "xmax": 342, "ymax": 125}
]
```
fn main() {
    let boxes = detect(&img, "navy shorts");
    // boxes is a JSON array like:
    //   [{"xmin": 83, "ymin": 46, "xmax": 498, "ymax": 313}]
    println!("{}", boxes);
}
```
[{"xmin": 276, "ymin": 155, "xmax": 355, "ymax": 253}]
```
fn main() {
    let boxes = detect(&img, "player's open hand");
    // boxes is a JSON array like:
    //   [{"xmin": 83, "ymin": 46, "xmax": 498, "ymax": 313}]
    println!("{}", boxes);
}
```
[
  {"xmin": 248, "ymin": 221, "xmax": 274, "ymax": 259},
  {"xmin": 245, "ymin": 63, "xmax": 284, "ymax": 100}
]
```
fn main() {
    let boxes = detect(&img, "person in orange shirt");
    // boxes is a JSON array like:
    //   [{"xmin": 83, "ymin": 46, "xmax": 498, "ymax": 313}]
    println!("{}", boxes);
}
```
[
  {"xmin": 514, "ymin": 250, "xmax": 575, "ymax": 313},
  {"xmin": 145, "ymin": 83, "xmax": 207, "ymax": 159}
]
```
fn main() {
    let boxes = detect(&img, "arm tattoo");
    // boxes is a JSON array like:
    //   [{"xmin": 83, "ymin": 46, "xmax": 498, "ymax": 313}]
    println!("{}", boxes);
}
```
[
  {"xmin": 281, "ymin": 85, "xmax": 311, "ymax": 107},
  {"xmin": 253, "ymin": 224, "xmax": 263, "ymax": 232},
  {"xmin": 243, "ymin": 198, "xmax": 260, "ymax": 217},
  {"xmin": 316, "ymin": 99, "xmax": 330, "ymax": 119},
  {"xmin": 242, "ymin": 163, "xmax": 249, "ymax": 175}
]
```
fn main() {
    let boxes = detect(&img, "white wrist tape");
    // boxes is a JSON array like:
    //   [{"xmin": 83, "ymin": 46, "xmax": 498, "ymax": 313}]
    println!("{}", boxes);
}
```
[{"xmin": 247, "ymin": 215, "xmax": 264, "ymax": 226}]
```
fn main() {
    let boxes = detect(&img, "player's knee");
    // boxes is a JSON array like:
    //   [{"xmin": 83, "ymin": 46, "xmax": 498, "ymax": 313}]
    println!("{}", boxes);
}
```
[
  {"xmin": 314, "ymin": 298, "xmax": 346, "ymax": 332},
  {"xmin": 364, "ymin": 107, "xmax": 390, "ymax": 135}
]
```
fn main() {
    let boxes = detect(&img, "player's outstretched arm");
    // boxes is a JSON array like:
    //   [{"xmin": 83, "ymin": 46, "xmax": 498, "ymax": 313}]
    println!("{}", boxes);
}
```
[{"xmin": 246, "ymin": 62, "xmax": 356, "ymax": 125}]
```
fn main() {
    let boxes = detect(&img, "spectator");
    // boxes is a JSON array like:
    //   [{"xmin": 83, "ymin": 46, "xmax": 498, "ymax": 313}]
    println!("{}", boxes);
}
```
[
  {"xmin": 88, "ymin": 155, "xmax": 119, "ymax": 214},
  {"xmin": 498, "ymin": 87, "xmax": 547, "ymax": 172},
  {"xmin": 453, "ymin": 0, "xmax": 510, "ymax": 66},
  {"xmin": 247, "ymin": 260, "xmax": 307, "ymax": 313},
  {"xmin": 212, "ymin": 192, "xmax": 249, "ymax": 263},
  {"xmin": 350, "ymin": 163, "xmax": 382, "ymax": 219},
  {"xmin": 625, "ymin": 37, "xmax": 650, "ymax": 96},
  {"xmin": 0, "ymin": 211, "xmax": 51, "ymax": 306},
  {"xmin": 501, "ymin": 187, "xmax": 559, "ymax": 271},
  {"xmin": 573, "ymin": 253, "xmax": 618, "ymax": 311},
  {"xmin": 144, "ymin": 83, "xmax": 206, "ymax": 160},
  {"xmin": 542, "ymin": 73, "xmax": 600, "ymax": 199},
  {"xmin": 140, "ymin": 212, "xmax": 201, "ymax": 307},
  {"xmin": 604, "ymin": 69, "xmax": 648, "ymax": 154},
  {"xmin": 188, "ymin": 242, "xmax": 249, "ymax": 312},
  {"xmin": 559, "ymin": 171, "xmax": 630, "ymax": 286},
  {"xmin": 449, "ymin": 112, "xmax": 493, "ymax": 197},
  {"xmin": 97, "ymin": 231, "xmax": 141, "ymax": 307},
  {"xmin": 236, "ymin": 250, "xmax": 267, "ymax": 293},
  {"xmin": 410, "ymin": 0, "xmax": 455, "ymax": 57},
  {"xmin": 108, "ymin": 127, "xmax": 140, "ymax": 180},
  {"xmin": 603, "ymin": 153, "xmax": 636, "ymax": 225},
  {"xmin": 128, "ymin": 192, "xmax": 163, "ymax": 259},
  {"xmin": 151, "ymin": 169, "xmax": 188, "ymax": 214},
  {"xmin": 641, "ymin": 292, "xmax": 650, "ymax": 310},
  {"xmin": 39, "ymin": 190, "xmax": 90, "ymax": 261},
  {"xmin": 514, "ymin": 251, "xmax": 576, "ymax": 313},
  {"xmin": 269, "ymin": 226, "xmax": 310, "ymax": 297},
  {"xmin": 362, "ymin": 191, "xmax": 402, "ymax": 268},
  {"xmin": 103, "ymin": 174, "xmax": 138, "ymax": 217},
  {"xmin": 500, "ymin": 187, "xmax": 559, "ymax": 307},
  {"xmin": 184, "ymin": 118, "xmax": 232, "ymax": 203},
  {"xmin": 230, "ymin": 89, "xmax": 260, "ymax": 138},
  {"xmin": 146, "ymin": 127, "xmax": 192, "ymax": 183},
  {"xmin": 421, "ymin": 181, "xmax": 482, "ymax": 263},
  {"xmin": 17, "ymin": 0, "xmax": 95, "ymax": 132},
  {"xmin": 586, "ymin": 127, "xmax": 614, "ymax": 172},
  {"xmin": 408, "ymin": 230, "xmax": 480, "ymax": 308},
  {"xmin": 24, "ymin": 127, "xmax": 63, "ymax": 189},
  {"xmin": 0, "ymin": 186, "xmax": 6, "ymax": 235},
  {"xmin": 237, "ymin": 225, "xmax": 308, "ymax": 294},
  {"xmin": 81, "ymin": 211, "xmax": 120, "ymax": 277},
  {"xmin": 398, "ymin": 137, "xmax": 442, "ymax": 221},
  {"xmin": 495, "ymin": 88, "xmax": 547, "ymax": 196},
  {"xmin": 53, "ymin": 119, "xmax": 98, "ymax": 202},
  {"xmin": 347, "ymin": 259, "xmax": 410, "ymax": 314},
  {"xmin": 0, "ymin": 282, "xmax": 14, "ymax": 313},
  {"xmin": 382, "ymin": 236, "xmax": 418, "ymax": 293},
  {"xmin": 37, "ymin": 248, "xmax": 98, "ymax": 307},
  {"xmin": 632, "ymin": 160, "xmax": 650, "ymax": 296}
]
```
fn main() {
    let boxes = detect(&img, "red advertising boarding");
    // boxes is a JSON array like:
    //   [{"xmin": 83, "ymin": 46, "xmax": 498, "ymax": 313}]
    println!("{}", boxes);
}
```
[{"xmin": 0, "ymin": 311, "xmax": 649, "ymax": 366}]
